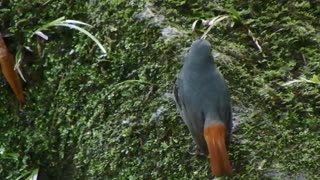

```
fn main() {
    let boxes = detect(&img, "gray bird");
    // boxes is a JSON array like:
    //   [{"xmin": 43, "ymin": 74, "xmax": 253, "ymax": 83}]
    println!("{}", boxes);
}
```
[{"xmin": 174, "ymin": 39, "xmax": 233, "ymax": 176}]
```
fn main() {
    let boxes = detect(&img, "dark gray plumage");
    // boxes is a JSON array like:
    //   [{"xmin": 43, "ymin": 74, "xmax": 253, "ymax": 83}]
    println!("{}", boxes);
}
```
[{"xmin": 174, "ymin": 39, "xmax": 233, "ymax": 176}]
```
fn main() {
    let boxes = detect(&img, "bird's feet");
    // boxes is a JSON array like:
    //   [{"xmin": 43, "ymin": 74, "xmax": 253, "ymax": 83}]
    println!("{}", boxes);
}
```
[{"xmin": 188, "ymin": 144, "xmax": 205, "ymax": 156}]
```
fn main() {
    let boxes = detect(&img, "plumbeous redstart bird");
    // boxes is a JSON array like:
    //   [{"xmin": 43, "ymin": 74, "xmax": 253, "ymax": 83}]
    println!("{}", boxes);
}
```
[{"xmin": 174, "ymin": 39, "xmax": 233, "ymax": 176}]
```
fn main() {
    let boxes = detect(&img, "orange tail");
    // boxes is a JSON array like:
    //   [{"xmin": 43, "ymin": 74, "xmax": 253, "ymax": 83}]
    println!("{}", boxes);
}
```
[
  {"xmin": 204, "ymin": 124, "xmax": 233, "ymax": 177},
  {"xmin": 0, "ymin": 34, "xmax": 25, "ymax": 103}
]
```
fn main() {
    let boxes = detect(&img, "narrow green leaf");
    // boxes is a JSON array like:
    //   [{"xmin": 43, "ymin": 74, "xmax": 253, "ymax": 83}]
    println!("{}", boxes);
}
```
[
  {"xmin": 26, "ymin": 168, "xmax": 39, "ymax": 180},
  {"xmin": 34, "ymin": 31, "xmax": 49, "ymax": 40},
  {"xmin": 33, "ymin": 16, "xmax": 66, "ymax": 34},
  {"xmin": 14, "ymin": 49, "xmax": 26, "ymax": 82},
  {"xmin": 201, "ymin": 15, "xmax": 229, "ymax": 39},
  {"xmin": 65, "ymin": 20, "xmax": 93, "ymax": 27},
  {"xmin": 311, "ymin": 75, "xmax": 319, "ymax": 84},
  {"xmin": 54, "ymin": 23, "xmax": 106, "ymax": 54},
  {"xmin": 107, "ymin": 80, "xmax": 155, "ymax": 96}
]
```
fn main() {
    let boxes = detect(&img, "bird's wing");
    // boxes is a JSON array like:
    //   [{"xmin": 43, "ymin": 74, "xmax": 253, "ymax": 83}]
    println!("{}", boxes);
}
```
[
  {"xmin": 173, "ymin": 77, "xmax": 183, "ymax": 112},
  {"xmin": 221, "ymin": 103, "xmax": 233, "ymax": 147},
  {"xmin": 174, "ymin": 76, "xmax": 208, "ymax": 153},
  {"xmin": 173, "ymin": 76, "xmax": 192, "ymax": 124}
]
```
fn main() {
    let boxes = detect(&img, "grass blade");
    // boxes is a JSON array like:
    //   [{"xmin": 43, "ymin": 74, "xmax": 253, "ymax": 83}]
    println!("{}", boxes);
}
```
[
  {"xmin": 201, "ymin": 15, "xmax": 229, "ymax": 39},
  {"xmin": 54, "ymin": 23, "xmax": 106, "ymax": 54},
  {"xmin": 65, "ymin": 20, "xmax": 93, "ymax": 27}
]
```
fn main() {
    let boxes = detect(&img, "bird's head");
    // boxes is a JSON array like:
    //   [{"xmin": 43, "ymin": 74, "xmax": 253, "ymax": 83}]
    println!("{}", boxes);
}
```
[
  {"xmin": 190, "ymin": 39, "xmax": 211, "ymax": 53},
  {"xmin": 185, "ymin": 39, "xmax": 214, "ymax": 65}
]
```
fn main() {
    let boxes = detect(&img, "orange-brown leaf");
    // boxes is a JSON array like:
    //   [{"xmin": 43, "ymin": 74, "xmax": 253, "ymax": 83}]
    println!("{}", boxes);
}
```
[{"xmin": 0, "ymin": 34, "xmax": 25, "ymax": 103}]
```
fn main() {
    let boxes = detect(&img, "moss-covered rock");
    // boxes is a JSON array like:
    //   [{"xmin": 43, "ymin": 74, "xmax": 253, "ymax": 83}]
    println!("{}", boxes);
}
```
[{"xmin": 1, "ymin": 0, "xmax": 320, "ymax": 179}]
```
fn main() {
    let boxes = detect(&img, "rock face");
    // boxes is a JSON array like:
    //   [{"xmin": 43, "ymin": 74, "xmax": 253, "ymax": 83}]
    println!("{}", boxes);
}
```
[
  {"xmin": 263, "ymin": 170, "xmax": 307, "ymax": 180},
  {"xmin": 136, "ymin": 2, "xmax": 185, "ymax": 41},
  {"xmin": 136, "ymin": 2, "xmax": 165, "ymax": 26},
  {"xmin": 1, "ymin": 0, "xmax": 320, "ymax": 179}
]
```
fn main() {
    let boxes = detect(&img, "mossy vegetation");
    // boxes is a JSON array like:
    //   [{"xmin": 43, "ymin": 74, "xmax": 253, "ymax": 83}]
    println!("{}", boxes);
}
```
[{"xmin": 1, "ymin": 0, "xmax": 320, "ymax": 179}]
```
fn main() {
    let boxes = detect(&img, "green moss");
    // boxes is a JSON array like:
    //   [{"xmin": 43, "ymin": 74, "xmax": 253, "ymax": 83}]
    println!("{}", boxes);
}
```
[{"xmin": 1, "ymin": 0, "xmax": 320, "ymax": 179}]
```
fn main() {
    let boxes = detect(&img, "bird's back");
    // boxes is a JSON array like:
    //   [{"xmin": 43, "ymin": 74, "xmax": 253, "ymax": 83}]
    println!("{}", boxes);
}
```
[
  {"xmin": 179, "ymin": 45, "xmax": 231, "ymax": 126},
  {"xmin": 174, "ymin": 39, "xmax": 233, "ymax": 176}
]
